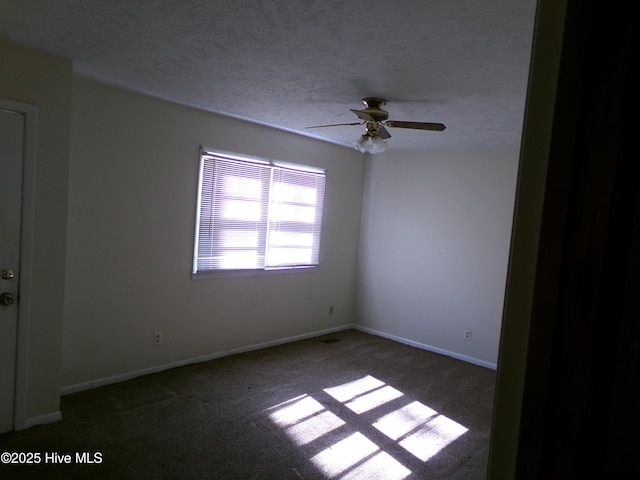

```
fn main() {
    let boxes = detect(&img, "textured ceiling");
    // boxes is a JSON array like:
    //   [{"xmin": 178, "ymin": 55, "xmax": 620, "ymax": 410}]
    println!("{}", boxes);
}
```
[{"xmin": 0, "ymin": 0, "xmax": 537, "ymax": 153}]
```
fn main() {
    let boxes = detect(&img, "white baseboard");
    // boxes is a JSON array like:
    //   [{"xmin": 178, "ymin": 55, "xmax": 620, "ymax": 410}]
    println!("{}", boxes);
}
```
[
  {"xmin": 16, "ymin": 411, "xmax": 63, "ymax": 431},
  {"xmin": 61, "ymin": 323, "xmax": 494, "ymax": 396},
  {"xmin": 353, "ymin": 325, "xmax": 497, "ymax": 370},
  {"xmin": 60, "ymin": 324, "xmax": 356, "ymax": 395}
]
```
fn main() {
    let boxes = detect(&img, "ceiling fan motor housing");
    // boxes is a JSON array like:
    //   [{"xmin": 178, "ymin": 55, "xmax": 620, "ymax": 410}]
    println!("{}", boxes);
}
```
[{"xmin": 361, "ymin": 97, "xmax": 389, "ymax": 122}]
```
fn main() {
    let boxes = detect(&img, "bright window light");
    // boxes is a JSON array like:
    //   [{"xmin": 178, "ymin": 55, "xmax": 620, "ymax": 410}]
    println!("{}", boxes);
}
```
[
  {"xmin": 311, "ymin": 432, "xmax": 379, "ymax": 478},
  {"xmin": 270, "ymin": 203, "xmax": 317, "ymax": 223},
  {"xmin": 340, "ymin": 451, "xmax": 411, "ymax": 480},
  {"xmin": 268, "ymin": 394, "xmax": 345, "ymax": 447},
  {"xmin": 373, "ymin": 401, "xmax": 468, "ymax": 461},
  {"xmin": 267, "ymin": 376, "xmax": 468, "ymax": 478},
  {"xmin": 285, "ymin": 411, "xmax": 345, "ymax": 446},
  {"xmin": 220, "ymin": 230, "xmax": 259, "ymax": 248},
  {"xmin": 219, "ymin": 251, "xmax": 259, "ymax": 269},
  {"xmin": 266, "ymin": 247, "xmax": 312, "ymax": 266},
  {"xmin": 324, "ymin": 375, "xmax": 403, "ymax": 414},
  {"xmin": 224, "ymin": 176, "xmax": 262, "ymax": 199},
  {"xmin": 398, "ymin": 414, "xmax": 468, "ymax": 462},
  {"xmin": 344, "ymin": 385, "xmax": 404, "ymax": 414},
  {"xmin": 272, "ymin": 182, "xmax": 317, "ymax": 204},
  {"xmin": 268, "ymin": 394, "xmax": 325, "ymax": 428},
  {"xmin": 268, "ymin": 231, "xmax": 313, "ymax": 247},
  {"xmin": 221, "ymin": 199, "xmax": 261, "ymax": 221},
  {"xmin": 324, "ymin": 375, "xmax": 386, "ymax": 403},
  {"xmin": 193, "ymin": 151, "xmax": 326, "ymax": 273},
  {"xmin": 373, "ymin": 401, "xmax": 438, "ymax": 440}
]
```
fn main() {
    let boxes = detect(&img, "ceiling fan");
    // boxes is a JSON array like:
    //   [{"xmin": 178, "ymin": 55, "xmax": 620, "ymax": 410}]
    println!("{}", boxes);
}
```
[{"xmin": 307, "ymin": 97, "xmax": 446, "ymax": 153}]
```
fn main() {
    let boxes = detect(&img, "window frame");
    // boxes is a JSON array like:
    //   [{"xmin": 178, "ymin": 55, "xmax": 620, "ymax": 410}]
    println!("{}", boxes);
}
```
[{"xmin": 192, "ymin": 147, "xmax": 326, "ymax": 278}]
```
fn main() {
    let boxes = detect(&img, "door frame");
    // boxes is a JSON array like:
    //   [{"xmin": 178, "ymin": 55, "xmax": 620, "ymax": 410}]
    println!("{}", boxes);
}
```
[{"xmin": 1, "ymin": 98, "xmax": 37, "ymax": 431}]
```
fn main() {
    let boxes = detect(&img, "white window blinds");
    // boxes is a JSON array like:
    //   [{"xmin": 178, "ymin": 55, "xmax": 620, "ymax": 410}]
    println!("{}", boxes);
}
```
[{"xmin": 193, "ymin": 152, "xmax": 326, "ymax": 273}]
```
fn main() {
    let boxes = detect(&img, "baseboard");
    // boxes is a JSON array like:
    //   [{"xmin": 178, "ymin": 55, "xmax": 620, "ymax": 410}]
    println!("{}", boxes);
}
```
[
  {"xmin": 60, "ymin": 324, "xmax": 356, "ymax": 395},
  {"xmin": 353, "ymin": 325, "xmax": 497, "ymax": 370},
  {"xmin": 16, "ymin": 411, "xmax": 63, "ymax": 431},
  {"xmin": 60, "ymin": 323, "xmax": 494, "ymax": 396}
]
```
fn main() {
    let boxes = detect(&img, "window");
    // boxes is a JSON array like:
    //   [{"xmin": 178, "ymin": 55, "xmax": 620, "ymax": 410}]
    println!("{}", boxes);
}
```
[{"xmin": 193, "ymin": 149, "xmax": 326, "ymax": 274}]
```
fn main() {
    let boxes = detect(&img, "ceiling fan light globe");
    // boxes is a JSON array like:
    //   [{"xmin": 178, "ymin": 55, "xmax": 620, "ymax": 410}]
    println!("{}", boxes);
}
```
[
  {"xmin": 370, "ymin": 136, "xmax": 387, "ymax": 153},
  {"xmin": 354, "ymin": 134, "xmax": 387, "ymax": 154},
  {"xmin": 354, "ymin": 135, "xmax": 372, "ymax": 153}
]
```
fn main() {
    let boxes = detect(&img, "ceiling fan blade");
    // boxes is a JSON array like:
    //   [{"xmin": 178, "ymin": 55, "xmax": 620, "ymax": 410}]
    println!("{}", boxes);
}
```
[
  {"xmin": 350, "ymin": 109, "xmax": 376, "ymax": 122},
  {"xmin": 385, "ymin": 121, "xmax": 446, "ymax": 131},
  {"xmin": 377, "ymin": 125, "xmax": 392, "ymax": 139},
  {"xmin": 306, "ymin": 122, "xmax": 363, "ymax": 129}
]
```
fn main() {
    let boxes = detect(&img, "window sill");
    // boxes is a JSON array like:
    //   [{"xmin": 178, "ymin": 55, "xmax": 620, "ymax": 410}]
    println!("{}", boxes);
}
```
[{"xmin": 192, "ymin": 266, "xmax": 318, "ymax": 280}]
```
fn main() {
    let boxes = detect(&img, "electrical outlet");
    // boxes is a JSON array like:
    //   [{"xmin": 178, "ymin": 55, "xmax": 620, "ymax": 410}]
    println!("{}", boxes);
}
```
[
  {"xmin": 153, "ymin": 331, "xmax": 162, "ymax": 345},
  {"xmin": 329, "ymin": 305, "xmax": 334, "ymax": 315},
  {"xmin": 464, "ymin": 329, "xmax": 472, "ymax": 341}
]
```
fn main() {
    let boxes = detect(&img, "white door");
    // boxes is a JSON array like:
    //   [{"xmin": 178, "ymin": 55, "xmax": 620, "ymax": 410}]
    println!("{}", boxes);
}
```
[{"xmin": 0, "ymin": 108, "xmax": 24, "ymax": 433}]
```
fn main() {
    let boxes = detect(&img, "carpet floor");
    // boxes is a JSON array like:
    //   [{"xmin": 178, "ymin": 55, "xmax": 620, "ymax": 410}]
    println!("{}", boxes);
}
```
[{"xmin": 0, "ymin": 329, "xmax": 495, "ymax": 479}]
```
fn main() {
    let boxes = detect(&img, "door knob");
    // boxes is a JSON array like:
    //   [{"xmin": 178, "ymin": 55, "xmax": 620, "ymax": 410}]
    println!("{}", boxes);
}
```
[
  {"xmin": 1, "ymin": 269, "xmax": 15, "ymax": 280},
  {"xmin": 0, "ymin": 292, "xmax": 14, "ymax": 306}
]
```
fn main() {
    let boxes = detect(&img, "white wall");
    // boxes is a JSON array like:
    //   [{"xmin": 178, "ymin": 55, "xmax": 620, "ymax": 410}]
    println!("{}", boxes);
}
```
[
  {"xmin": 356, "ymin": 149, "xmax": 519, "ymax": 367},
  {"xmin": 63, "ymin": 77, "xmax": 518, "ymax": 390},
  {"xmin": 0, "ymin": 38, "xmax": 72, "ymax": 424},
  {"xmin": 62, "ymin": 77, "xmax": 364, "ymax": 389}
]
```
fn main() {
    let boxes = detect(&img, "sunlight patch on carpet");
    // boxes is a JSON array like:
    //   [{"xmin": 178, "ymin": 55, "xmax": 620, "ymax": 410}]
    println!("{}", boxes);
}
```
[
  {"xmin": 373, "ymin": 401, "xmax": 468, "ymax": 461},
  {"xmin": 311, "ymin": 432, "xmax": 410, "ymax": 480},
  {"xmin": 324, "ymin": 375, "xmax": 404, "ymax": 414},
  {"xmin": 267, "ymin": 375, "xmax": 469, "ymax": 478},
  {"xmin": 268, "ymin": 394, "xmax": 345, "ymax": 446},
  {"xmin": 323, "ymin": 375, "xmax": 385, "ymax": 402}
]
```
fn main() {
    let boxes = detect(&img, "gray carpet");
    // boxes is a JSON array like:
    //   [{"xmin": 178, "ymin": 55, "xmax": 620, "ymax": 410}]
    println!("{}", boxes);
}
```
[{"xmin": 0, "ymin": 329, "xmax": 495, "ymax": 479}]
